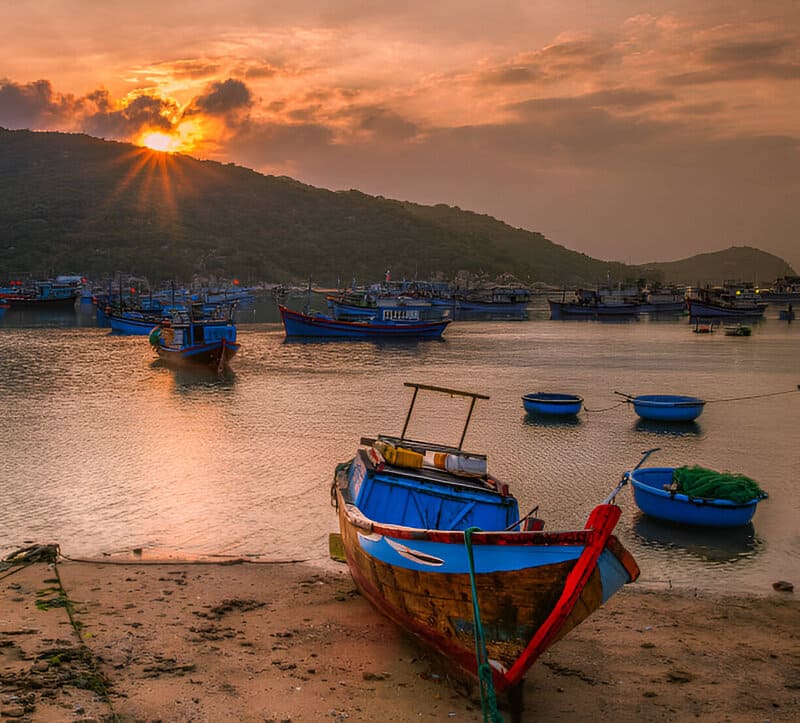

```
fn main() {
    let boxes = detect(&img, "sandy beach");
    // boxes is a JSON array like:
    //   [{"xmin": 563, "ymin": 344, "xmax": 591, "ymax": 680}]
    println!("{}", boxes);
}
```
[{"xmin": 1, "ymin": 554, "xmax": 798, "ymax": 722}]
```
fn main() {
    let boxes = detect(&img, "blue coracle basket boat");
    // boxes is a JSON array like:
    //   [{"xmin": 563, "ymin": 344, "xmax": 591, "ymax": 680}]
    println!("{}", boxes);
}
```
[
  {"xmin": 625, "ymin": 466, "xmax": 766, "ymax": 527},
  {"xmin": 630, "ymin": 394, "xmax": 705, "ymax": 422},
  {"xmin": 522, "ymin": 392, "xmax": 583, "ymax": 416}
]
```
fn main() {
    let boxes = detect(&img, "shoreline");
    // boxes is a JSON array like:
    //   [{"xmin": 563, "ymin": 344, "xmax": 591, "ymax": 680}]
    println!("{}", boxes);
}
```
[{"xmin": 1, "ymin": 556, "xmax": 798, "ymax": 721}]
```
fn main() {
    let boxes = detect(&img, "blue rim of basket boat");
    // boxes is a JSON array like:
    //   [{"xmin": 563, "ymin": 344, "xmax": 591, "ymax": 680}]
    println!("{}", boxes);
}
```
[
  {"xmin": 626, "ymin": 466, "xmax": 766, "ymax": 527},
  {"xmin": 632, "ymin": 394, "xmax": 705, "ymax": 422},
  {"xmin": 522, "ymin": 392, "xmax": 584, "ymax": 416}
]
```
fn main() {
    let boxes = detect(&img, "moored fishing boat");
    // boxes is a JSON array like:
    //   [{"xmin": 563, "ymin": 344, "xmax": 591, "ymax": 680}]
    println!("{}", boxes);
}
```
[
  {"xmin": 618, "ymin": 393, "xmax": 706, "ymax": 422},
  {"xmin": 625, "ymin": 463, "xmax": 768, "ymax": 527},
  {"xmin": 108, "ymin": 309, "xmax": 171, "ymax": 335},
  {"xmin": 548, "ymin": 288, "xmax": 640, "ymax": 319},
  {"xmin": 723, "ymin": 323, "xmax": 752, "ymax": 337},
  {"xmin": 326, "ymin": 290, "xmax": 447, "ymax": 322},
  {"xmin": 0, "ymin": 279, "xmax": 80, "ymax": 309},
  {"xmin": 332, "ymin": 382, "xmax": 639, "ymax": 719},
  {"xmin": 760, "ymin": 276, "xmax": 800, "ymax": 303},
  {"xmin": 453, "ymin": 284, "xmax": 530, "ymax": 318},
  {"xmin": 687, "ymin": 282, "xmax": 767, "ymax": 318},
  {"xmin": 149, "ymin": 303, "xmax": 240, "ymax": 369},
  {"xmin": 522, "ymin": 392, "xmax": 583, "ymax": 416},
  {"xmin": 279, "ymin": 304, "xmax": 450, "ymax": 339}
]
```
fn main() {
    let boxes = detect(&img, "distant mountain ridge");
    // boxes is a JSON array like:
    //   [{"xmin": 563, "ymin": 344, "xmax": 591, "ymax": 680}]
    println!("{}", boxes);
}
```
[
  {"xmin": 0, "ymin": 128, "xmax": 794, "ymax": 285},
  {"xmin": 631, "ymin": 247, "xmax": 796, "ymax": 288}
]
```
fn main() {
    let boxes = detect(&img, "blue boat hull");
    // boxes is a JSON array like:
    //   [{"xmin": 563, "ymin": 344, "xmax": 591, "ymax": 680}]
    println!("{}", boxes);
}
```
[
  {"xmin": 687, "ymin": 299, "xmax": 767, "ymax": 318},
  {"xmin": 280, "ymin": 305, "xmax": 449, "ymax": 339},
  {"xmin": 632, "ymin": 395, "xmax": 705, "ymax": 422},
  {"xmin": 154, "ymin": 340, "xmax": 240, "ymax": 366},
  {"xmin": 109, "ymin": 313, "xmax": 165, "ymax": 335},
  {"xmin": 548, "ymin": 299, "xmax": 640, "ymax": 319},
  {"xmin": 522, "ymin": 393, "xmax": 583, "ymax": 416},
  {"xmin": 628, "ymin": 467, "xmax": 762, "ymax": 527}
]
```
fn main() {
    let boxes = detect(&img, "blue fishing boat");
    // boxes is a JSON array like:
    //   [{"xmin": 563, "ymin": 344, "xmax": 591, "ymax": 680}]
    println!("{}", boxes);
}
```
[
  {"xmin": 625, "ymin": 465, "xmax": 767, "ymax": 527},
  {"xmin": 149, "ymin": 304, "xmax": 240, "ymax": 369},
  {"xmin": 548, "ymin": 288, "xmax": 640, "ymax": 319},
  {"xmin": 326, "ymin": 291, "xmax": 447, "ymax": 322},
  {"xmin": 109, "ymin": 309, "xmax": 171, "ymax": 335},
  {"xmin": 279, "ymin": 304, "xmax": 450, "ymax": 339},
  {"xmin": 333, "ymin": 382, "xmax": 639, "ymax": 716},
  {"xmin": 0, "ymin": 302, "xmax": 9, "ymax": 319},
  {"xmin": 619, "ymin": 393, "xmax": 706, "ymax": 422},
  {"xmin": 522, "ymin": 392, "xmax": 583, "ymax": 416},
  {"xmin": 1, "ymin": 279, "xmax": 80, "ymax": 309},
  {"xmin": 453, "ymin": 284, "xmax": 530, "ymax": 317},
  {"xmin": 687, "ymin": 282, "xmax": 767, "ymax": 319}
]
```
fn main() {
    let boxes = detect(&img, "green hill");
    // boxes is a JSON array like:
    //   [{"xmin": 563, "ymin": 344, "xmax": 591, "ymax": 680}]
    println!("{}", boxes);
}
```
[
  {"xmin": 632, "ymin": 247, "xmax": 794, "ymax": 288},
  {"xmin": 0, "ymin": 128, "xmax": 793, "ymax": 286}
]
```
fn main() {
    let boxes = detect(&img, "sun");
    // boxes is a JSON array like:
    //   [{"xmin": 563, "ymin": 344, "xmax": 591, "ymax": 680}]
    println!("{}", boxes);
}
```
[{"xmin": 140, "ymin": 131, "xmax": 181, "ymax": 152}]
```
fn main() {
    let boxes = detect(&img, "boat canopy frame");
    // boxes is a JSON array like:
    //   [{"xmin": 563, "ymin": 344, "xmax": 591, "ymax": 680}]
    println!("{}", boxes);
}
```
[{"xmin": 399, "ymin": 382, "xmax": 490, "ymax": 451}]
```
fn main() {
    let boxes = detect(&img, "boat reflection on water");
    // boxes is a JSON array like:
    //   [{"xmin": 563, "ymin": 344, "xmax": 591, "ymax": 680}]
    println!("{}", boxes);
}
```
[
  {"xmin": 150, "ymin": 359, "xmax": 237, "ymax": 391},
  {"xmin": 634, "ymin": 419, "xmax": 703, "ymax": 437},
  {"xmin": 632, "ymin": 514, "xmax": 762, "ymax": 565},
  {"xmin": 522, "ymin": 411, "xmax": 582, "ymax": 428}
]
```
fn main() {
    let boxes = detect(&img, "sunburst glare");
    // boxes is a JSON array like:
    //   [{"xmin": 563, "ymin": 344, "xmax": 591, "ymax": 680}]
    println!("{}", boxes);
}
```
[{"xmin": 139, "ymin": 131, "xmax": 180, "ymax": 152}]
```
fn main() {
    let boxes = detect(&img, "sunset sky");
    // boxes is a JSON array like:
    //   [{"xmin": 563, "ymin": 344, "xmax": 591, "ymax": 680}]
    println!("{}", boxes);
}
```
[{"xmin": 2, "ymin": 1, "xmax": 798, "ymax": 269}]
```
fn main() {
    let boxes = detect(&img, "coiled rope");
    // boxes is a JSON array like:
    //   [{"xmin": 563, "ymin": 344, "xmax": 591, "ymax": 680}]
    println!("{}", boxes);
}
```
[{"xmin": 464, "ymin": 527, "xmax": 503, "ymax": 723}]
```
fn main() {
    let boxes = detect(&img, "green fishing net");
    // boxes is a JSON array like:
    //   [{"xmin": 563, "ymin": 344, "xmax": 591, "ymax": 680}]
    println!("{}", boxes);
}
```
[{"xmin": 673, "ymin": 465, "xmax": 767, "ymax": 503}]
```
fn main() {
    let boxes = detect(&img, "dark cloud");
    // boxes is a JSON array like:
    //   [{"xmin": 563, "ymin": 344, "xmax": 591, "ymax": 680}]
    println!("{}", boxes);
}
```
[
  {"xmin": 225, "ymin": 121, "xmax": 334, "ymax": 167},
  {"xmin": 536, "ymin": 40, "xmax": 621, "ymax": 73},
  {"xmin": 0, "ymin": 79, "xmax": 78, "ymax": 129},
  {"xmin": 479, "ymin": 66, "xmax": 543, "ymax": 86},
  {"xmin": 672, "ymin": 100, "xmax": 727, "ymax": 116},
  {"xmin": 82, "ymin": 93, "xmax": 175, "ymax": 139},
  {"xmin": 664, "ymin": 61, "xmax": 800, "ymax": 85},
  {"xmin": 156, "ymin": 59, "xmax": 222, "ymax": 79},
  {"xmin": 477, "ymin": 40, "xmax": 621, "ymax": 87},
  {"xmin": 185, "ymin": 78, "xmax": 253, "ymax": 127},
  {"xmin": 349, "ymin": 106, "xmax": 418, "ymax": 141},
  {"xmin": 288, "ymin": 105, "xmax": 323, "ymax": 122},
  {"xmin": 243, "ymin": 62, "xmax": 279, "ymax": 80},
  {"xmin": 704, "ymin": 40, "xmax": 791, "ymax": 64}
]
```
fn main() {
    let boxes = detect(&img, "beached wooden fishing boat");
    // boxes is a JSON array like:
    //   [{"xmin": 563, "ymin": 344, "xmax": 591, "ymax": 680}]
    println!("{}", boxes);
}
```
[
  {"xmin": 149, "ymin": 304, "xmax": 240, "ymax": 369},
  {"xmin": 522, "ymin": 392, "xmax": 583, "ymax": 416},
  {"xmin": 279, "ymin": 304, "xmax": 450, "ymax": 339},
  {"xmin": 626, "ymin": 465, "xmax": 768, "ymax": 527},
  {"xmin": 332, "ymin": 383, "xmax": 639, "ymax": 719}
]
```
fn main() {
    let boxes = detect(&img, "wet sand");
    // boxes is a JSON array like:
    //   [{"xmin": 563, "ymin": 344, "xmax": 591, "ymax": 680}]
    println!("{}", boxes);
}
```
[{"xmin": 1, "ymin": 557, "xmax": 798, "ymax": 721}]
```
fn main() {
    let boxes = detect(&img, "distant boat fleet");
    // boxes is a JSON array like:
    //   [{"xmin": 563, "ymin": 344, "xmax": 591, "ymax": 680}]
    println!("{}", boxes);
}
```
[
  {"xmin": 2, "ymin": 273, "xmax": 796, "ymax": 353},
  {"xmin": 548, "ymin": 278, "xmax": 797, "ymax": 321}
]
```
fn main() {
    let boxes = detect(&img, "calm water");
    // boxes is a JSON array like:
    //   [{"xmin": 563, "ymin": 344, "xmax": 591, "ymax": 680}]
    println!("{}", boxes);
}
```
[{"xmin": 1, "ymin": 298, "xmax": 798, "ymax": 595}]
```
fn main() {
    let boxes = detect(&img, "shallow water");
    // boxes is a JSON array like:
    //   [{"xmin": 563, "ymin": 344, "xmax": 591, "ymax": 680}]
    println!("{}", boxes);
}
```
[{"xmin": 1, "ymin": 298, "xmax": 798, "ymax": 594}]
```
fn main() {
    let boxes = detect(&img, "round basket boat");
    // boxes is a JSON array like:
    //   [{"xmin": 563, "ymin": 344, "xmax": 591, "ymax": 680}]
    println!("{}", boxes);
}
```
[
  {"xmin": 627, "ymin": 467, "xmax": 765, "ymax": 527},
  {"xmin": 632, "ymin": 394, "xmax": 705, "ymax": 422},
  {"xmin": 522, "ymin": 392, "xmax": 583, "ymax": 416}
]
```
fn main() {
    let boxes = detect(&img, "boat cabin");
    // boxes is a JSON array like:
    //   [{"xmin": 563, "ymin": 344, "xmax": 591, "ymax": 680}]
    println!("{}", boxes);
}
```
[{"xmin": 345, "ymin": 443, "xmax": 519, "ymax": 532}]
